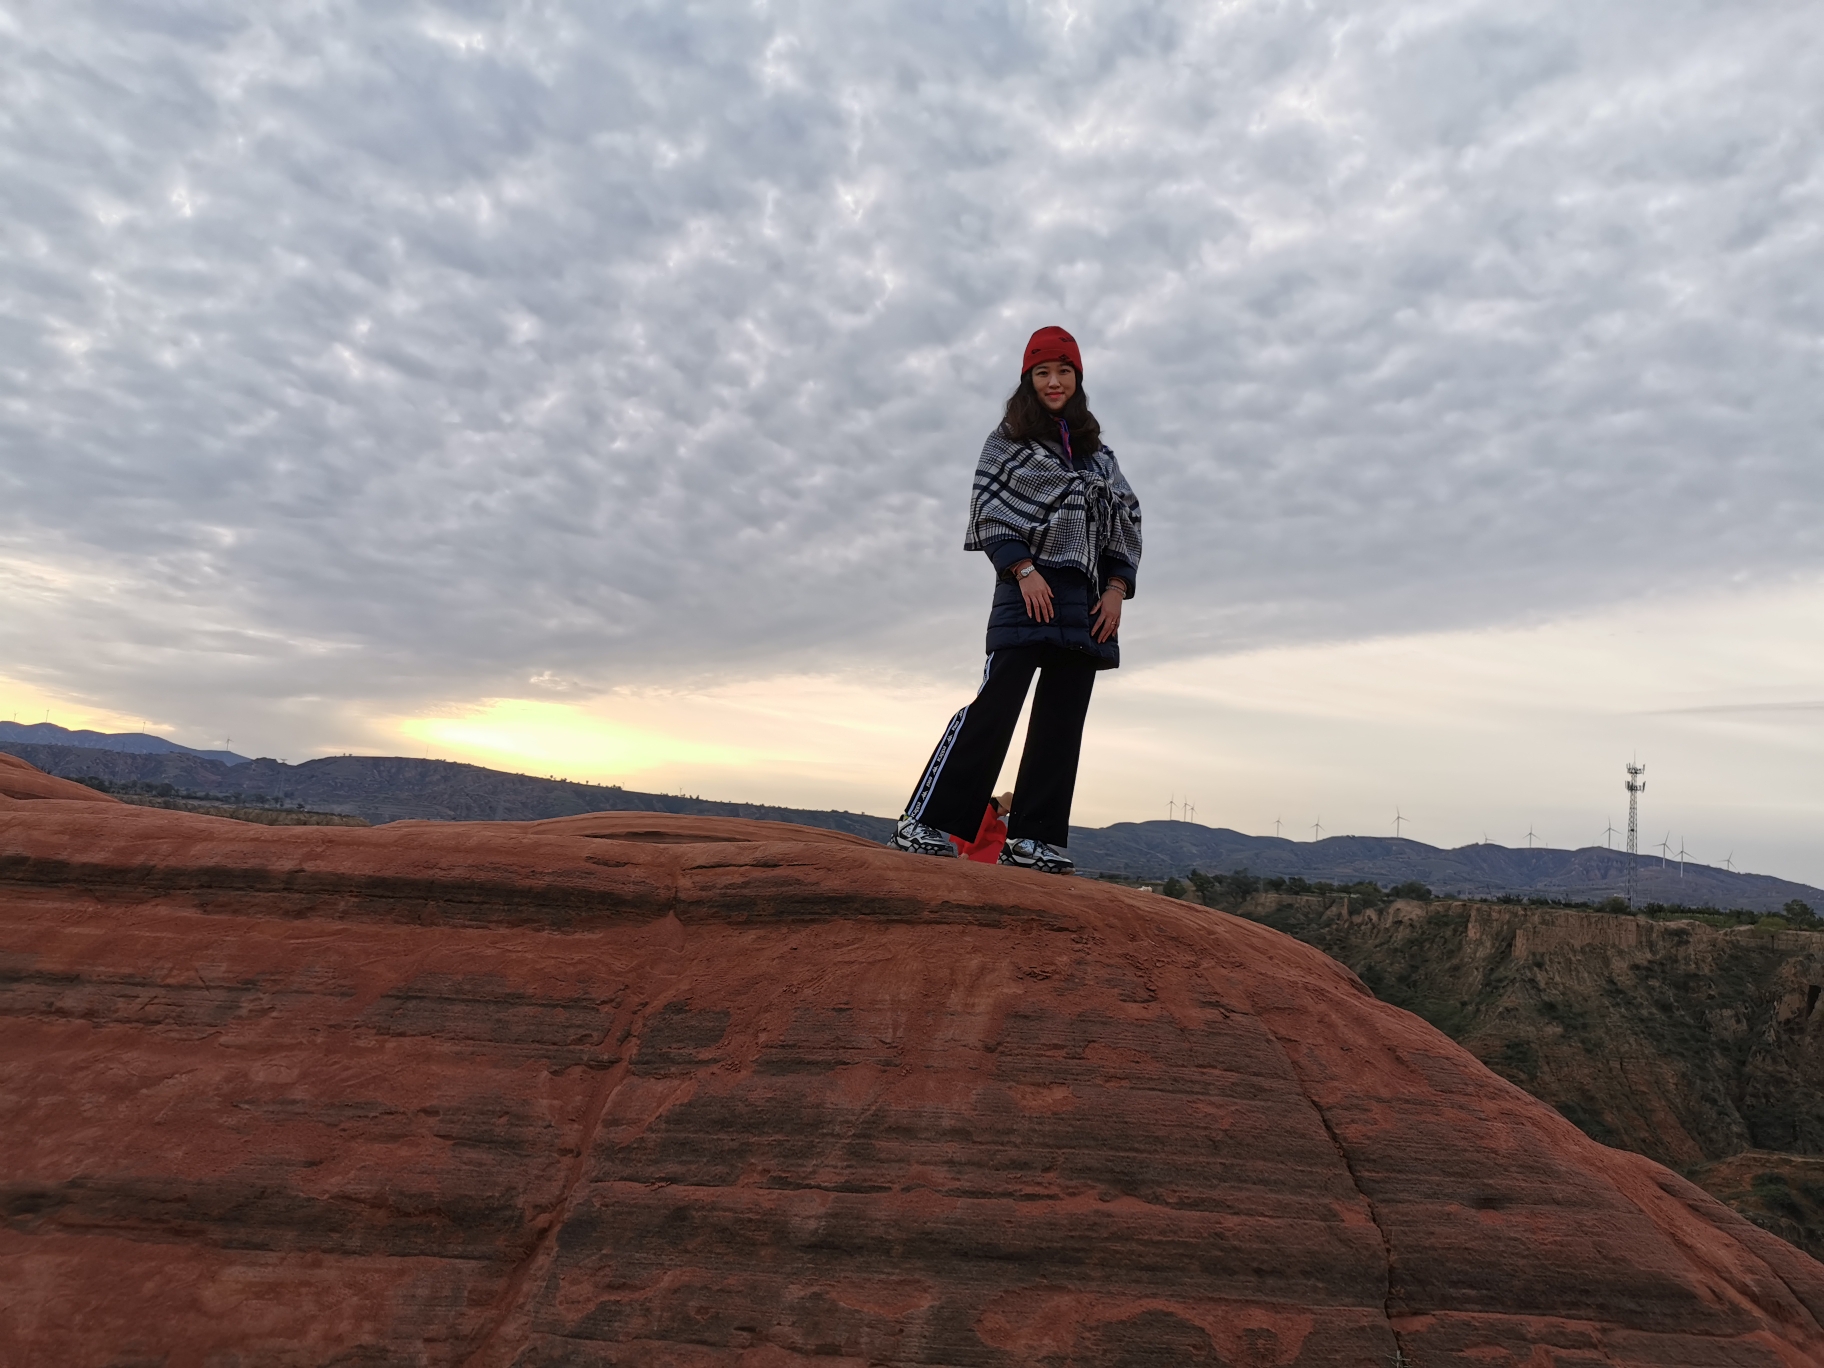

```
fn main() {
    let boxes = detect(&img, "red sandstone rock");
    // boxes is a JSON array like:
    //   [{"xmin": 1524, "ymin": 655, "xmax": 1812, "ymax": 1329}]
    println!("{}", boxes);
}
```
[
  {"xmin": 0, "ymin": 751, "xmax": 118, "ymax": 803},
  {"xmin": 3, "ymin": 763, "xmax": 1824, "ymax": 1365}
]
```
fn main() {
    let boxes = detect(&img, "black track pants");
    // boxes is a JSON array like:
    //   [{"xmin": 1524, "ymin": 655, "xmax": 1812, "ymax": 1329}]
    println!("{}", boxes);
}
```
[{"xmin": 904, "ymin": 644, "xmax": 1098, "ymax": 848}]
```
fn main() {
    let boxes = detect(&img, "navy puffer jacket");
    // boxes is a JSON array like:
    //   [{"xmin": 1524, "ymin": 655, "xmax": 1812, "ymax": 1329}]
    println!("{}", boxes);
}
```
[{"xmin": 984, "ymin": 563, "xmax": 1122, "ymax": 667}]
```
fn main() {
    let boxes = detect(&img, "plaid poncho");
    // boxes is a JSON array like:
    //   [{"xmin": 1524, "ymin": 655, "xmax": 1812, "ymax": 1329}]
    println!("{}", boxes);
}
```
[{"xmin": 964, "ymin": 428, "xmax": 1143, "ymax": 589}]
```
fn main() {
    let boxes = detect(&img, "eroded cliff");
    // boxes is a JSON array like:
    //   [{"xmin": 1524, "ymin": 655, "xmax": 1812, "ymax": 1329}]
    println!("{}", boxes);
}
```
[{"xmin": 1238, "ymin": 895, "xmax": 1824, "ymax": 1172}]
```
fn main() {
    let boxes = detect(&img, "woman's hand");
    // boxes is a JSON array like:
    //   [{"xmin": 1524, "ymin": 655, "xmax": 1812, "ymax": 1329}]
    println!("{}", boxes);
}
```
[
  {"xmin": 1091, "ymin": 583, "xmax": 1125, "ymax": 642},
  {"xmin": 1015, "ymin": 562, "xmax": 1053, "ymax": 623}
]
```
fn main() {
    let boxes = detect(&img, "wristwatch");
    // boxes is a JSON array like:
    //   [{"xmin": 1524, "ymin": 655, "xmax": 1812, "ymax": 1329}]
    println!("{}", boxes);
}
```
[{"xmin": 1017, "ymin": 564, "xmax": 1036, "ymax": 579}]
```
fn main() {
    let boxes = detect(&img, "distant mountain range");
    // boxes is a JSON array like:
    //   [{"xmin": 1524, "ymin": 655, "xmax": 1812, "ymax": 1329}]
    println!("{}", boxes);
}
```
[
  {"xmin": 0, "ymin": 721, "xmax": 248, "ymax": 765},
  {"xmin": 1063, "ymin": 823, "xmax": 1820, "ymax": 913},
  {"xmin": 3, "ymin": 732, "xmax": 1818, "ymax": 913}
]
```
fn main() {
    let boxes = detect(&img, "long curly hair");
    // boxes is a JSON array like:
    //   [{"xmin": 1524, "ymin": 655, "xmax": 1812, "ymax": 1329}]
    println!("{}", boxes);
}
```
[{"xmin": 999, "ymin": 368, "xmax": 1101, "ymax": 458}]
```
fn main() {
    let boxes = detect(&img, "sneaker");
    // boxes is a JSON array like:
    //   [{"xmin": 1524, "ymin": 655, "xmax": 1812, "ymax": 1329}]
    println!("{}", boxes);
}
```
[
  {"xmin": 998, "ymin": 837, "xmax": 1074, "ymax": 875},
  {"xmin": 893, "ymin": 815, "xmax": 960, "ymax": 858}
]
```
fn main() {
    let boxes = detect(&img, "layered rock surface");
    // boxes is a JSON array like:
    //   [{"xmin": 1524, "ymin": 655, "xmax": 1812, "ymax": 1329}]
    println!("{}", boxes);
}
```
[{"xmin": 5, "ymin": 756, "xmax": 1824, "ymax": 1365}]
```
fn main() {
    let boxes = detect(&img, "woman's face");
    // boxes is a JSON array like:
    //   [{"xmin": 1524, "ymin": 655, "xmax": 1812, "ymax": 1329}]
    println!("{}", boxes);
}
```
[{"xmin": 1030, "ymin": 361, "xmax": 1077, "ymax": 412}]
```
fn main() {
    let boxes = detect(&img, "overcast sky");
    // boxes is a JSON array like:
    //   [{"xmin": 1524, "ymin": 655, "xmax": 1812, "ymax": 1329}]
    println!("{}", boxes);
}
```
[{"xmin": 4, "ymin": 2, "xmax": 1823, "ymax": 876}]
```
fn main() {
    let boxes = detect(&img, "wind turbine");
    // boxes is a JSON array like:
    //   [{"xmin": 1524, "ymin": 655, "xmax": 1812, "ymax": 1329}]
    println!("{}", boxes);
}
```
[
  {"xmin": 1393, "ymin": 808, "xmax": 1408, "ymax": 838},
  {"xmin": 1723, "ymin": 851, "xmax": 1736, "ymax": 872},
  {"xmin": 1602, "ymin": 820, "xmax": 1621, "ymax": 849},
  {"xmin": 1312, "ymin": 818, "xmax": 1324, "ymax": 841},
  {"xmin": 1274, "ymin": 817, "xmax": 1282, "ymax": 838},
  {"xmin": 1675, "ymin": 837, "xmax": 1690, "ymax": 877},
  {"xmin": 1167, "ymin": 796, "xmax": 1177, "ymax": 821},
  {"xmin": 1655, "ymin": 833, "xmax": 1672, "ymax": 867},
  {"xmin": 1525, "ymin": 825, "xmax": 1539, "ymax": 850}
]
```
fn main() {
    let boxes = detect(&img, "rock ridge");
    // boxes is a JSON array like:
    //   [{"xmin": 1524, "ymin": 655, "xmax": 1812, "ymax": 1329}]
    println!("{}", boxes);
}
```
[{"xmin": 4, "ymin": 758, "xmax": 1824, "ymax": 1365}]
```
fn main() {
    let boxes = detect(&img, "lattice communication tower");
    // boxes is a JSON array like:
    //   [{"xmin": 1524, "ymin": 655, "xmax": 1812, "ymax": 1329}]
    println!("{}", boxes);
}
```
[{"xmin": 1625, "ymin": 762, "xmax": 1646, "ymax": 907}]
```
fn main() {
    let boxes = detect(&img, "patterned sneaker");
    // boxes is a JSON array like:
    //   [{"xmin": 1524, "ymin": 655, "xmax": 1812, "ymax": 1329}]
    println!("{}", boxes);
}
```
[
  {"xmin": 998, "ymin": 837, "xmax": 1074, "ymax": 875},
  {"xmin": 893, "ymin": 816, "xmax": 960, "ymax": 858}
]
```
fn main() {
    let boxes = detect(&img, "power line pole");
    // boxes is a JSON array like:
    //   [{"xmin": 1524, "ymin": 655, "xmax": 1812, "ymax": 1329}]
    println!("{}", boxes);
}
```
[{"xmin": 1625, "ymin": 761, "xmax": 1645, "ymax": 908}]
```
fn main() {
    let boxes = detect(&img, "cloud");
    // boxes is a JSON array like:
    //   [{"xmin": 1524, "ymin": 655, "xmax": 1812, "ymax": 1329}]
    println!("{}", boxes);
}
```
[
  {"xmin": 2, "ymin": 0, "xmax": 1821, "ymax": 768},
  {"xmin": 1080, "ymin": 575, "xmax": 1824, "ymax": 884},
  {"xmin": 1655, "ymin": 702, "xmax": 1824, "ymax": 715}
]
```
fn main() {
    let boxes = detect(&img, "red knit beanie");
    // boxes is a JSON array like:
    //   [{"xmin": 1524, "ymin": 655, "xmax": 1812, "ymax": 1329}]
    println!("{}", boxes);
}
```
[{"xmin": 1022, "ymin": 326, "xmax": 1082, "ymax": 378}]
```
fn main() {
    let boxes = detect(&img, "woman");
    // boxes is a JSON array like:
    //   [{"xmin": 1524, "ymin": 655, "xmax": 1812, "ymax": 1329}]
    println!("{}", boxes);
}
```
[{"xmin": 894, "ymin": 326, "xmax": 1142, "ymax": 875}]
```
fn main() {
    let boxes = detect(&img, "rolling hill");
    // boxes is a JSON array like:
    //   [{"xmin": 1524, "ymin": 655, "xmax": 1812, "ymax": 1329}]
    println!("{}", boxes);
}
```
[{"xmin": 0, "ymin": 720, "xmax": 248, "ymax": 764}]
